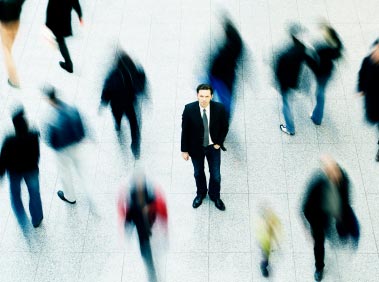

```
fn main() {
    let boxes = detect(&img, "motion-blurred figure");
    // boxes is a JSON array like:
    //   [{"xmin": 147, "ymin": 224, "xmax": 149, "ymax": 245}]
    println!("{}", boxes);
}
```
[
  {"xmin": 309, "ymin": 22, "xmax": 343, "ymax": 125},
  {"xmin": 0, "ymin": 0, "xmax": 25, "ymax": 88},
  {"xmin": 256, "ymin": 206, "xmax": 281, "ymax": 278},
  {"xmin": 100, "ymin": 49, "xmax": 146, "ymax": 159},
  {"xmin": 274, "ymin": 23, "xmax": 312, "ymax": 135},
  {"xmin": 207, "ymin": 16, "xmax": 243, "ymax": 121},
  {"xmin": 357, "ymin": 39, "xmax": 379, "ymax": 161},
  {"xmin": 0, "ymin": 108, "xmax": 43, "ymax": 228},
  {"xmin": 117, "ymin": 172, "xmax": 168, "ymax": 282},
  {"xmin": 45, "ymin": 0, "xmax": 83, "ymax": 73},
  {"xmin": 302, "ymin": 155, "xmax": 359, "ymax": 281},
  {"xmin": 43, "ymin": 86, "xmax": 86, "ymax": 205}
]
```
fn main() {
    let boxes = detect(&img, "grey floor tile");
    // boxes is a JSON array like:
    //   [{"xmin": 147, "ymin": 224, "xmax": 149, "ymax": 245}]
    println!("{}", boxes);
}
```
[
  {"xmin": 209, "ymin": 252, "xmax": 252, "ymax": 282},
  {"xmin": 36, "ymin": 252, "xmax": 82, "ymax": 282},
  {"xmin": 209, "ymin": 194, "xmax": 250, "ymax": 252},
  {"xmin": 78, "ymin": 252, "xmax": 124, "ymax": 282},
  {"xmin": 166, "ymin": 252, "xmax": 208, "ymax": 282},
  {"xmin": 247, "ymin": 143, "xmax": 286, "ymax": 193},
  {"xmin": 337, "ymin": 253, "xmax": 379, "ymax": 282},
  {"xmin": 0, "ymin": 251, "xmax": 39, "ymax": 282}
]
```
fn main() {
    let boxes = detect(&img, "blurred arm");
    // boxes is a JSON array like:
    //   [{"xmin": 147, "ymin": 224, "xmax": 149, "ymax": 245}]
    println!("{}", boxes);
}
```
[{"xmin": 73, "ymin": 0, "xmax": 83, "ymax": 20}]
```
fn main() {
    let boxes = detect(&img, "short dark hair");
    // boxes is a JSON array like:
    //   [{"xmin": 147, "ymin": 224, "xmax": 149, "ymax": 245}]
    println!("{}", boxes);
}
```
[
  {"xmin": 372, "ymin": 38, "xmax": 379, "ymax": 47},
  {"xmin": 196, "ymin": 84, "xmax": 213, "ymax": 94}
]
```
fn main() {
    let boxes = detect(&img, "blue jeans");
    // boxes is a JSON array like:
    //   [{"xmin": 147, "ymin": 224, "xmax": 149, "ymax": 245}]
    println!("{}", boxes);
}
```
[
  {"xmin": 311, "ymin": 76, "xmax": 329, "ymax": 125},
  {"xmin": 191, "ymin": 145, "xmax": 221, "ymax": 200},
  {"xmin": 9, "ymin": 170, "xmax": 43, "ymax": 227},
  {"xmin": 281, "ymin": 89, "xmax": 295, "ymax": 134}
]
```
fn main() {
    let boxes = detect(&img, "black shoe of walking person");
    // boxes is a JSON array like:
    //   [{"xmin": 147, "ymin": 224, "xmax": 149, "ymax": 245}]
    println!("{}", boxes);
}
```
[
  {"xmin": 33, "ymin": 217, "xmax": 43, "ymax": 228},
  {"xmin": 260, "ymin": 261, "xmax": 269, "ymax": 277},
  {"xmin": 314, "ymin": 269, "xmax": 323, "ymax": 281},
  {"xmin": 375, "ymin": 148, "xmax": 379, "ymax": 162},
  {"xmin": 59, "ymin": 61, "xmax": 73, "ymax": 73},
  {"xmin": 57, "ymin": 190, "xmax": 76, "ymax": 204}
]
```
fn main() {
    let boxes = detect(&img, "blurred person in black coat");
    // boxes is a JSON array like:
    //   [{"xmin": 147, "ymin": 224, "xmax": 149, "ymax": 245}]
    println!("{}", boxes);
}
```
[
  {"xmin": 45, "ymin": 0, "xmax": 83, "ymax": 73},
  {"xmin": 302, "ymin": 155, "xmax": 359, "ymax": 281},
  {"xmin": 309, "ymin": 23, "xmax": 343, "ymax": 125},
  {"xmin": 0, "ymin": 108, "xmax": 43, "ymax": 228},
  {"xmin": 100, "ymin": 50, "xmax": 146, "ymax": 159},
  {"xmin": 274, "ymin": 23, "xmax": 313, "ymax": 135},
  {"xmin": 208, "ymin": 16, "xmax": 243, "ymax": 121},
  {"xmin": 357, "ymin": 39, "xmax": 379, "ymax": 161},
  {"xmin": 0, "ymin": 0, "xmax": 25, "ymax": 87},
  {"xmin": 181, "ymin": 84, "xmax": 229, "ymax": 211}
]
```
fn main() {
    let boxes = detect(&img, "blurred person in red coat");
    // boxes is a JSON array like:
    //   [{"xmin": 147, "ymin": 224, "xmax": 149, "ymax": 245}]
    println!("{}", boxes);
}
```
[{"xmin": 117, "ymin": 171, "xmax": 168, "ymax": 282}]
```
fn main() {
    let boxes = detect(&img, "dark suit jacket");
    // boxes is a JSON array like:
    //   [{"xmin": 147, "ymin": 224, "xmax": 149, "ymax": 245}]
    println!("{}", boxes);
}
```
[{"xmin": 181, "ymin": 101, "xmax": 229, "ymax": 158}]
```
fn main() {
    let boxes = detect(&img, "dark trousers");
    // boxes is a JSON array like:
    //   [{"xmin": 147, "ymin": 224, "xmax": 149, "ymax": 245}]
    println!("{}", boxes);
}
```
[
  {"xmin": 311, "ymin": 223, "xmax": 325, "ymax": 271},
  {"xmin": 112, "ymin": 105, "xmax": 140, "ymax": 157},
  {"xmin": 191, "ymin": 145, "xmax": 221, "ymax": 200},
  {"xmin": 9, "ymin": 170, "xmax": 43, "ymax": 227},
  {"xmin": 56, "ymin": 36, "xmax": 72, "ymax": 68},
  {"xmin": 139, "ymin": 239, "xmax": 157, "ymax": 282}
]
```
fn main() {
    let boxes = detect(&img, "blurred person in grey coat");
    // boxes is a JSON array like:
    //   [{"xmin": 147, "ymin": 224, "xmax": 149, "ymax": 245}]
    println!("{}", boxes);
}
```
[
  {"xmin": 0, "ymin": 108, "xmax": 43, "ymax": 228},
  {"xmin": 43, "ymin": 86, "xmax": 86, "ymax": 204}
]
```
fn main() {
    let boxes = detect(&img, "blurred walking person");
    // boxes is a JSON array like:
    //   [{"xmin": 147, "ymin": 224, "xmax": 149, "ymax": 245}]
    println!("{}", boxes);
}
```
[
  {"xmin": 256, "ymin": 206, "xmax": 281, "ymax": 278},
  {"xmin": 357, "ymin": 39, "xmax": 379, "ymax": 161},
  {"xmin": 0, "ymin": 108, "xmax": 43, "ymax": 228},
  {"xmin": 100, "ymin": 50, "xmax": 146, "ymax": 159},
  {"xmin": 117, "ymin": 171, "xmax": 168, "ymax": 282},
  {"xmin": 0, "ymin": 0, "xmax": 25, "ymax": 88},
  {"xmin": 207, "ymin": 16, "xmax": 243, "ymax": 121},
  {"xmin": 43, "ymin": 86, "xmax": 86, "ymax": 205},
  {"xmin": 302, "ymin": 155, "xmax": 359, "ymax": 281},
  {"xmin": 309, "ymin": 23, "xmax": 343, "ymax": 125},
  {"xmin": 274, "ymin": 23, "xmax": 313, "ymax": 135},
  {"xmin": 45, "ymin": 0, "xmax": 83, "ymax": 73}
]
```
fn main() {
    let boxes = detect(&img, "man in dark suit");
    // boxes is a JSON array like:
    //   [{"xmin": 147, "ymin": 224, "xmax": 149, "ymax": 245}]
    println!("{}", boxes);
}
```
[{"xmin": 181, "ymin": 84, "xmax": 229, "ymax": 211}]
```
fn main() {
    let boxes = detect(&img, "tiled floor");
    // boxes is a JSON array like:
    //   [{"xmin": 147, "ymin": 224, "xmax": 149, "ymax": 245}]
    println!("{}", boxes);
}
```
[{"xmin": 1, "ymin": 0, "xmax": 379, "ymax": 281}]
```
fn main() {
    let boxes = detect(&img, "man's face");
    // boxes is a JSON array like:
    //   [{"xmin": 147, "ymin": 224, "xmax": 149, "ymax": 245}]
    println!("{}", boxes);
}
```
[{"xmin": 197, "ymin": 89, "xmax": 212, "ymax": 108}]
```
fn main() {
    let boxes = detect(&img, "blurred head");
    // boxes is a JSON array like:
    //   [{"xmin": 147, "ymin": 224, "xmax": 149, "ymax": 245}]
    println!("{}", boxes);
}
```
[
  {"xmin": 288, "ymin": 22, "xmax": 305, "ymax": 44},
  {"xmin": 196, "ymin": 84, "xmax": 213, "ymax": 108},
  {"xmin": 320, "ymin": 154, "xmax": 342, "ymax": 185},
  {"xmin": 320, "ymin": 23, "xmax": 341, "ymax": 49},
  {"xmin": 12, "ymin": 108, "xmax": 28, "ymax": 135},
  {"xmin": 43, "ymin": 85, "xmax": 60, "ymax": 107},
  {"xmin": 370, "ymin": 39, "xmax": 379, "ymax": 64}
]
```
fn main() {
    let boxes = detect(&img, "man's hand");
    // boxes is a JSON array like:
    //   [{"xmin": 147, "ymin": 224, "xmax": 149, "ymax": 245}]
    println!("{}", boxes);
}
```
[
  {"xmin": 358, "ymin": 91, "xmax": 365, "ymax": 97},
  {"xmin": 213, "ymin": 144, "xmax": 220, "ymax": 149},
  {"xmin": 182, "ymin": 152, "xmax": 190, "ymax": 161},
  {"xmin": 79, "ymin": 18, "xmax": 84, "ymax": 26}
]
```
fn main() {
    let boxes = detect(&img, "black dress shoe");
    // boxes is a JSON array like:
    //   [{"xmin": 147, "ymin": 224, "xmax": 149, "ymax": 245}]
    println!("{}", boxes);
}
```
[
  {"xmin": 192, "ymin": 195, "xmax": 205, "ymax": 208},
  {"xmin": 57, "ymin": 190, "xmax": 76, "ymax": 204},
  {"xmin": 214, "ymin": 199, "xmax": 225, "ymax": 211},
  {"xmin": 59, "ymin": 61, "xmax": 73, "ymax": 73}
]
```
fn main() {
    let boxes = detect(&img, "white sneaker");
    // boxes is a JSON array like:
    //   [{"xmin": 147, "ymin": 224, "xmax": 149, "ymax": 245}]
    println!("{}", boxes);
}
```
[{"xmin": 280, "ymin": 124, "xmax": 295, "ymax": 135}]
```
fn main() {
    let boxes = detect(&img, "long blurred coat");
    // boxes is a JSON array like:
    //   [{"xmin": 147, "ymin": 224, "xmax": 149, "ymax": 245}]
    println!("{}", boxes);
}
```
[
  {"xmin": 45, "ymin": 0, "xmax": 82, "ymax": 37},
  {"xmin": 358, "ymin": 56, "xmax": 379, "ymax": 124}
]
